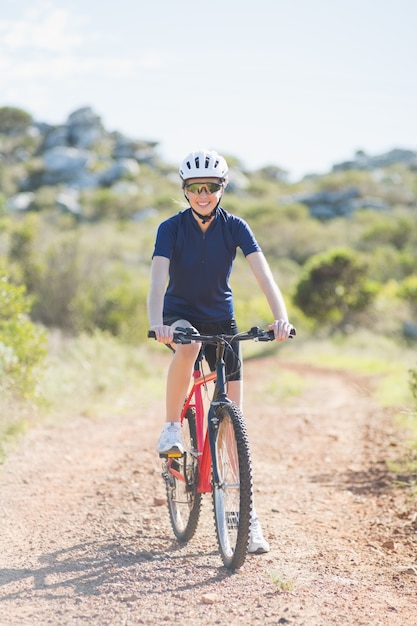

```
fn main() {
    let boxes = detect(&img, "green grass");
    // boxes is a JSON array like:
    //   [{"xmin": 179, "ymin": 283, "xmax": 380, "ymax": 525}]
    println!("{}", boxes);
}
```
[
  {"xmin": 387, "ymin": 409, "xmax": 417, "ymax": 476},
  {"xmin": 0, "ymin": 422, "xmax": 27, "ymax": 462},
  {"xmin": 260, "ymin": 370, "xmax": 307, "ymax": 404},
  {"xmin": 0, "ymin": 330, "xmax": 159, "ymax": 463},
  {"xmin": 25, "ymin": 328, "xmax": 417, "ymax": 422},
  {"xmin": 284, "ymin": 329, "xmax": 416, "ymax": 408},
  {"xmin": 40, "ymin": 329, "xmax": 164, "ymax": 421},
  {"xmin": 265, "ymin": 571, "xmax": 294, "ymax": 592},
  {"xmin": 283, "ymin": 329, "xmax": 417, "ymax": 479}
]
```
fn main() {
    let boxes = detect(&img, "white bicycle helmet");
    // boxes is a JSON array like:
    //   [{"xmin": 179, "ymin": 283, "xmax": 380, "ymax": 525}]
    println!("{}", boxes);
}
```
[{"xmin": 179, "ymin": 149, "xmax": 229, "ymax": 181}]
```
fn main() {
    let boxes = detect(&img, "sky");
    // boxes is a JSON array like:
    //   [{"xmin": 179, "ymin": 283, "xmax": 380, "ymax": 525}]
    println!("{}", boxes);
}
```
[{"xmin": 1, "ymin": 0, "xmax": 416, "ymax": 179}]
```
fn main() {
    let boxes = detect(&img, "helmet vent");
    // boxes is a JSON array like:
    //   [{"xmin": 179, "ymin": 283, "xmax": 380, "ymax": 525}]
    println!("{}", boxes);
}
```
[{"xmin": 179, "ymin": 150, "xmax": 228, "ymax": 180}]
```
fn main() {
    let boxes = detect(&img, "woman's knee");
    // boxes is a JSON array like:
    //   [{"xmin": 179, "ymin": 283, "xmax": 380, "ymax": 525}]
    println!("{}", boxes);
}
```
[
  {"xmin": 175, "ymin": 342, "xmax": 200, "ymax": 361},
  {"xmin": 170, "ymin": 320, "xmax": 200, "ymax": 360}
]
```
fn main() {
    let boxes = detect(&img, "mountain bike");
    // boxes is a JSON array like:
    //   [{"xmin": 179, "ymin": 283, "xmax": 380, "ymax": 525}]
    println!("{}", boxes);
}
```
[{"xmin": 148, "ymin": 325, "xmax": 295, "ymax": 570}]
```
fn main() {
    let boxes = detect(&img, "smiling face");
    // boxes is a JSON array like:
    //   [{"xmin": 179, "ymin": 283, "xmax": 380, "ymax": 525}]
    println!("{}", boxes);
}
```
[{"xmin": 183, "ymin": 177, "xmax": 224, "ymax": 221}]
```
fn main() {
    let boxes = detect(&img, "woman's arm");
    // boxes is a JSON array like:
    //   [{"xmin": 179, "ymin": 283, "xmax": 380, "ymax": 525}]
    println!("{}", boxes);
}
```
[
  {"xmin": 246, "ymin": 251, "xmax": 292, "ymax": 340},
  {"xmin": 147, "ymin": 255, "xmax": 170, "ymax": 329}
]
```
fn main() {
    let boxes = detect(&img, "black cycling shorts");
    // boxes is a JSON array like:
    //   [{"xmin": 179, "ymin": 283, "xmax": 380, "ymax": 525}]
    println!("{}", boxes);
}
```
[{"xmin": 163, "ymin": 316, "xmax": 242, "ymax": 382}]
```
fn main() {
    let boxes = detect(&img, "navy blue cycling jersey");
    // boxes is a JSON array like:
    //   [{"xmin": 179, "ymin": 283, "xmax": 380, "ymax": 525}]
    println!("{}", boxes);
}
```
[{"xmin": 152, "ymin": 206, "xmax": 261, "ymax": 322}]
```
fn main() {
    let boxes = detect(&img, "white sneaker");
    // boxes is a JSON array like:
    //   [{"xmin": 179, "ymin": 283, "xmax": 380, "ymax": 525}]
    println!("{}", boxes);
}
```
[
  {"xmin": 248, "ymin": 515, "xmax": 270, "ymax": 554},
  {"xmin": 157, "ymin": 423, "xmax": 184, "ymax": 456}
]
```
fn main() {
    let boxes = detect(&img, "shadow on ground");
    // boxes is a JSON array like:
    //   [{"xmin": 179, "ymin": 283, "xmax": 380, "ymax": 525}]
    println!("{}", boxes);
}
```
[{"xmin": 0, "ymin": 535, "xmax": 232, "ymax": 603}]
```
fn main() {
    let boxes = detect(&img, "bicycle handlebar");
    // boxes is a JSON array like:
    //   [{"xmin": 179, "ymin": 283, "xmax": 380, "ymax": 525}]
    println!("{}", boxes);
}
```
[{"xmin": 147, "ymin": 325, "xmax": 296, "ymax": 344}]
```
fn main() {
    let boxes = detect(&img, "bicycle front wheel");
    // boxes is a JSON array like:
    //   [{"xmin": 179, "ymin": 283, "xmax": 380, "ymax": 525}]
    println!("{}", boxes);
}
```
[
  {"xmin": 212, "ymin": 402, "xmax": 253, "ymax": 570},
  {"xmin": 164, "ymin": 407, "xmax": 202, "ymax": 542}
]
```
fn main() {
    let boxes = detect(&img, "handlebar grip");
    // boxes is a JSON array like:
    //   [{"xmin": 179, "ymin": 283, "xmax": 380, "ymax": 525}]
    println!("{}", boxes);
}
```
[
  {"xmin": 147, "ymin": 329, "xmax": 192, "ymax": 343},
  {"xmin": 254, "ymin": 326, "xmax": 296, "ymax": 341},
  {"xmin": 267, "ymin": 326, "xmax": 296, "ymax": 340}
]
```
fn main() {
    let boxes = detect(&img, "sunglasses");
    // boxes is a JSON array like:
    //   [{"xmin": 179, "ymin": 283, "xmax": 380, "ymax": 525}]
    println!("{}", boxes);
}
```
[{"xmin": 184, "ymin": 182, "xmax": 223, "ymax": 194}]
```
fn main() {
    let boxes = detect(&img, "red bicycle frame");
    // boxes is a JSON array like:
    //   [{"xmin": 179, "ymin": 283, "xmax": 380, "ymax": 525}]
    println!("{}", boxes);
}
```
[{"xmin": 176, "ymin": 363, "xmax": 216, "ymax": 494}]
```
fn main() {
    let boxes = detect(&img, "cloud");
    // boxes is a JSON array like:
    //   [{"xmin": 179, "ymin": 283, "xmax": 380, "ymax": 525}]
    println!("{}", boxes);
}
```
[
  {"xmin": 0, "ymin": 3, "xmax": 165, "ymax": 89},
  {"xmin": 0, "ymin": 55, "xmax": 138, "ymax": 80},
  {"xmin": 0, "ymin": 7, "xmax": 86, "ymax": 53}
]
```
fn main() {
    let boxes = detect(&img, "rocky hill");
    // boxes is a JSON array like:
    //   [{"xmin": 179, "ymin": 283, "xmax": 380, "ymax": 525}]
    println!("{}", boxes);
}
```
[{"xmin": 0, "ymin": 105, "xmax": 416, "ymax": 219}]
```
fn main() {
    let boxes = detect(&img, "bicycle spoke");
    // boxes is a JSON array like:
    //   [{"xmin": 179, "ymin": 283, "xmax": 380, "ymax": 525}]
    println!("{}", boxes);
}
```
[
  {"xmin": 164, "ymin": 408, "xmax": 201, "ymax": 541},
  {"xmin": 212, "ymin": 403, "xmax": 252, "ymax": 570}
]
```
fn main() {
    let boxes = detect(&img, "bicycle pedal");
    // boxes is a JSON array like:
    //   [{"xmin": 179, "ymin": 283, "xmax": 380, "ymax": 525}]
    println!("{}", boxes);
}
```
[{"xmin": 159, "ymin": 451, "xmax": 184, "ymax": 458}]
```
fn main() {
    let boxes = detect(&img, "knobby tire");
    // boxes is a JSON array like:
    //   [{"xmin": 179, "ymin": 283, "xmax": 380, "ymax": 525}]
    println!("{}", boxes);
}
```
[
  {"xmin": 165, "ymin": 408, "xmax": 202, "ymax": 542},
  {"xmin": 212, "ymin": 402, "xmax": 253, "ymax": 570}
]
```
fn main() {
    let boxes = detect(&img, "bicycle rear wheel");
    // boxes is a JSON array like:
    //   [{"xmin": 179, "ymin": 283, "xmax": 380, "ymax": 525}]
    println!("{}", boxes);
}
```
[
  {"xmin": 212, "ymin": 402, "xmax": 253, "ymax": 570},
  {"xmin": 164, "ymin": 407, "xmax": 202, "ymax": 542}
]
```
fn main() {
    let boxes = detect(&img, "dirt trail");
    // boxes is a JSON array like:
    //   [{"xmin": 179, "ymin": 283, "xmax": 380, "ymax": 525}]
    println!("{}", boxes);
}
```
[{"xmin": 0, "ymin": 355, "xmax": 416, "ymax": 625}]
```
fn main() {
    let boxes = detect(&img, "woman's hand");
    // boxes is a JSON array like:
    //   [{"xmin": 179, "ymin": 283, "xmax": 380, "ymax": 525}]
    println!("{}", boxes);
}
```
[
  {"xmin": 150, "ymin": 324, "xmax": 175, "ymax": 343},
  {"xmin": 268, "ymin": 319, "xmax": 294, "ymax": 342}
]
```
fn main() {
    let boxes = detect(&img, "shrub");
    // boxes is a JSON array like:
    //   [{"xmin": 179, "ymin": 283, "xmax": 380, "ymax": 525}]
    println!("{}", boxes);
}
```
[
  {"xmin": 398, "ymin": 275, "xmax": 417, "ymax": 312},
  {"xmin": 365, "ymin": 245, "xmax": 415, "ymax": 282},
  {"xmin": 360, "ymin": 213, "xmax": 416, "ymax": 250},
  {"xmin": 0, "ymin": 193, "xmax": 6, "ymax": 214},
  {"xmin": 293, "ymin": 248, "xmax": 377, "ymax": 330},
  {"xmin": 71, "ymin": 263, "xmax": 148, "ymax": 343},
  {"xmin": 0, "ymin": 272, "xmax": 47, "ymax": 398},
  {"xmin": 410, "ymin": 367, "xmax": 417, "ymax": 405}
]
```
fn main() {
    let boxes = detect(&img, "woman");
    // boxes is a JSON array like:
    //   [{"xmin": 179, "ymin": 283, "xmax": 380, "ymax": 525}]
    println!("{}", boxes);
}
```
[{"xmin": 147, "ymin": 149, "xmax": 293, "ymax": 553}]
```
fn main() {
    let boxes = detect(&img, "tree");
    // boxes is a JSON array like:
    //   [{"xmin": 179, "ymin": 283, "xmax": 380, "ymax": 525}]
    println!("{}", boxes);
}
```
[
  {"xmin": 293, "ymin": 248, "xmax": 376, "ymax": 330},
  {"xmin": 0, "ymin": 106, "xmax": 32, "ymax": 135}
]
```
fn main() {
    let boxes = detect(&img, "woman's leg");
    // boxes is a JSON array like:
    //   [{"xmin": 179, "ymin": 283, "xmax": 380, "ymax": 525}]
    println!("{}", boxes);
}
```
[
  {"xmin": 227, "ymin": 364, "xmax": 269, "ymax": 553},
  {"xmin": 227, "ymin": 379, "xmax": 243, "ymax": 409},
  {"xmin": 227, "ymin": 343, "xmax": 243, "ymax": 409},
  {"xmin": 165, "ymin": 319, "xmax": 200, "ymax": 422},
  {"xmin": 166, "ymin": 341, "xmax": 200, "ymax": 422},
  {"xmin": 157, "ymin": 320, "xmax": 200, "ymax": 455}
]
